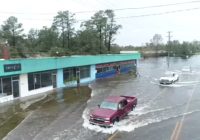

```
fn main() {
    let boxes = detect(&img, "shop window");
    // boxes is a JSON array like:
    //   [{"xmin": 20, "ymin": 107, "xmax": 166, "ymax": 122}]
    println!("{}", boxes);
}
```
[
  {"xmin": 0, "ymin": 76, "xmax": 19, "ymax": 97},
  {"xmin": 2, "ymin": 77, "xmax": 12, "ymax": 95},
  {"xmin": 96, "ymin": 66, "xmax": 114, "ymax": 74},
  {"xmin": 28, "ymin": 74, "xmax": 34, "ymax": 90},
  {"xmin": 96, "ymin": 68, "xmax": 103, "ymax": 73},
  {"xmin": 63, "ymin": 70, "xmax": 70, "ymax": 81},
  {"xmin": 41, "ymin": 72, "xmax": 52, "ymax": 87},
  {"xmin": 104, "ymin": 67, "xmax": 108, "ymax": 71},
  {"xmin": 63, "ymin": 68, "xmax": 76, "ymax": 82},
  {"xmin": 34, "ymin": 73, "xmax": 41, "ymax": 89},
  {"xmin": 80, "ymin": 66, "xmax": 90, "ymax": 79},
  {"xmin": 28, "ymin": 70, "xmax": 54, "ymax": 91},
  {"xmin": 12, "ymin": 76, "xmax": 19, "ymax": 80}
]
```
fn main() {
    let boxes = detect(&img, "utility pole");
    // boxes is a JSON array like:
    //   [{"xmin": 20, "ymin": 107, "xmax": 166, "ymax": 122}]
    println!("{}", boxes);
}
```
[{"xmin": 167, "ymin": 31, "xmax": 172, "ymax": 68}]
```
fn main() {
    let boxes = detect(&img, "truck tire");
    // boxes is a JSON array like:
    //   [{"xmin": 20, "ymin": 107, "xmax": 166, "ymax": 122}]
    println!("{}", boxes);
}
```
[
  {"xmin": 132, "ymin": 105, "xmax": 136, "ymax": 111},
  {"xmin": 112, "ymin": 119, "xmax": 116, "ymax": 124},
  {"xmin": 116, "ymin": 117, "xmax": 119, "ymax": 122},
  {"xmin": 112, "ymin": 117, "xmax": 119, "ymax": 124}
]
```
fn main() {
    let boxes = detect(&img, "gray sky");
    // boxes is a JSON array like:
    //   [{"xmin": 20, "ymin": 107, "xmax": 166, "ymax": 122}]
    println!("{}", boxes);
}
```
[{"xmin": 0, "ymin": 0, "xmax": 200, "ymax": 46}]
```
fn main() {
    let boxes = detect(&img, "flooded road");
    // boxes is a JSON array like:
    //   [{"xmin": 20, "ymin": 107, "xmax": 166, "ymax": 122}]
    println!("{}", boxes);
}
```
[
  {"xmin": 85, "ymin": 56, "xmax": 200, "ymax": 140},
  {"xmin": 2, "ymin": 55, "xmax": 200, "ymax": 140}
]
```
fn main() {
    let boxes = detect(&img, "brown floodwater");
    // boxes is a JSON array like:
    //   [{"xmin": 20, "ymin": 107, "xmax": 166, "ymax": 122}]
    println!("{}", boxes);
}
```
[{"xmin": 0, "ymin": 86, "xmax": 91, "ymax": 139}]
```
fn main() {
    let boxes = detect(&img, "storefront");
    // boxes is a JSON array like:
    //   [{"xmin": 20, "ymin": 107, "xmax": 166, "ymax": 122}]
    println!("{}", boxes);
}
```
[
  {"xmin": 0, "ymin": 75, "xmax": 19, "ymax": 98},
  {"xmin": 95, "ymin": 60, "xmax": 137, "ymax": 78},
  {"xmin": 28, "ymin": 70, "xmax": 56, "ymax": 91},
  {"xmin": 0, "ymin": 53, "xmax": 140, "ymax": 103},
  {"xmin": 63, "ymin": 66, "xmax": 91, "ymax": 86}
]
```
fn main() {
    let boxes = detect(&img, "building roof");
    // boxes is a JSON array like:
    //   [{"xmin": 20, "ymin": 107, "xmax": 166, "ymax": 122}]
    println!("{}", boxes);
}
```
[{"xmin": 0, "ymin": 53, "xmax": 140, "ymax": 76}]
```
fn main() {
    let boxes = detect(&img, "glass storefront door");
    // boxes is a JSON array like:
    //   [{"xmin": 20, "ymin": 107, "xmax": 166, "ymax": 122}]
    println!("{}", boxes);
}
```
[
  {"xmin": 0, "ymin": 76, "xmax": 20, "ymax": 98},
  {"xmin": 12, "ymin": 76, "xmax": 19, "ymax": 98},
  {"xmin": 52, "ymin": 74, "xmax": 57, "ymax": 88},
  {"xmin": 12, "ymin": 80, "xmax": 19, "ymax": 98}
]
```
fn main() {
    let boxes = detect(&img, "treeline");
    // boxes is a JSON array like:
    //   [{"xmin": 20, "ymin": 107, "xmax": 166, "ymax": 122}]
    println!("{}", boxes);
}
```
[
  {"xmin": 1, "ymin": 11, "xmax": 200, "ymax": 59},
  {"xmin": 122, "ymin": 39, "xmax": 200, "ymax": 58},
  {"xmin": 0, "ymin": 10, "xmax": 121, "ymax": 58},
  {"xmin": 168, "ymin": 40, "xmax": 200, "ymax": 57}
]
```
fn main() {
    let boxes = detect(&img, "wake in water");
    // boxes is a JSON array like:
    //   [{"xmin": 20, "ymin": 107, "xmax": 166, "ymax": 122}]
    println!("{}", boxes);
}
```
[
  {"xmin": 82, "ymin": 86, "xmax": 200, "ymax": 134},
  {"xmin": 82, "ymin": 68, "xmax": 200, "ymax": 134},
  {"xmin": 151, "ymin": 69, "xmax": 200, "ymax": 87},
  {"xmin": 82, "ymin": 102, "xmax": 200, "ymax": 134},
  {"xmin": 150, "ymin": 81, "xmax": 198, "ymax": 87}
]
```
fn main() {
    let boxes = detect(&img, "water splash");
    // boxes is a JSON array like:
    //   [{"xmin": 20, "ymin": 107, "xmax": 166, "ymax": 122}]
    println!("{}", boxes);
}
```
[{"xmin": 82, "ymin": 105, "xmax": 200, "ymax": 134}]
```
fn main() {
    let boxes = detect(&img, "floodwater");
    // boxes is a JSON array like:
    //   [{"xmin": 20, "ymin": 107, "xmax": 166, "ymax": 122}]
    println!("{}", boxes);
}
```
[
  {"xmin": 1, "ymin": 87, "xmax": 91, "ymax": 140},
  {"xmin": 2, "ymin": 55, "xmax": 200, "ymax": 140}
]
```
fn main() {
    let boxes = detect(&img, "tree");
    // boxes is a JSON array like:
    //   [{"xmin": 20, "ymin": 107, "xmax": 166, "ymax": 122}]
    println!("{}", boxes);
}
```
[
  {"xmin": 1, "ymin": 16, "xmax": 24, "ymax": 47},
  {"xmin": 91, "ymin": 10, "xmax": 107, "ymax": 54},
  {"xmin": 52, "ymin": 11, "xmax": 76, "ymax": 49},
  {"xmin": 151, "ymin": 34, "xmax": 163, "ymax": 46},
  {"xmin": 75, "ymin": 29, "xmax": 99, "ymax": 54},
  {"xmin": 27, "ymin": 29, "xmax": 39, "ymax": 52},
  {"xmin": 150, "ymin": 34, "xmax": 163, "ymax": 56},
  {"xmin": 81, "ymin": 10, "xmax": 121, "ymax": 54},
  {"xmin": 181, "ymin": 42, "xmax": 191, "ymax": 57},
  {"xmin": 0, "ymin": 30, "xmax": 2, "ymax": 41},
  {"xmin": 37, "ymin": 26, "xmax": 59, "ymax": 52},
  {"xmin": 104, "ymin": 10, "xmax": 121, "ymax": 52}
]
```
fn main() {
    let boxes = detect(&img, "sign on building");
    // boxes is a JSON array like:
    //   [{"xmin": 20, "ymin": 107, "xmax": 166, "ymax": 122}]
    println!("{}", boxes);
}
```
[{"xmin": 4, "ymin": 64, "xmax": 21, "ymax": 72}]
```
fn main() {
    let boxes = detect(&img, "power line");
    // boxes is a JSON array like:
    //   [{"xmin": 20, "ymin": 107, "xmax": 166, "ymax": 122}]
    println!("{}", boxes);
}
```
[
  {"xmin": 112, "ymin": 0, "xmax": 200, "ymax": 11},
  {"xmin": 52, "ymin": 6, "xmax": 200, "ymax": 22},
  {"xmin": 115, "ymin": 7, "xmax": 200, "ymax": 19},
  {"xmin": 0, "ymin": 0, "xmax": 200, "ymax": 15},
  {"xmin": 0, "ymin": 6, "xmax": 200, "ymax": 23},
  {"xmin": 74, "ymin": 0, "xmax": 200, "ymax": 13}
]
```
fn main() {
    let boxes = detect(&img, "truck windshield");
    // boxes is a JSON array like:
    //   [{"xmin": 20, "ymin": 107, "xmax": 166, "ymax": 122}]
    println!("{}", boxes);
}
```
[{"xmin": 100, "ymin": 101, "xmax": 118, "ymax": 110}]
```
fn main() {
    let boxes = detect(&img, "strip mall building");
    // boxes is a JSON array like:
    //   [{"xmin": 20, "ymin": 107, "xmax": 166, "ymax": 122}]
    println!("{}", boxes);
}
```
[{"xmin": 0, "ymin": 53, "xmax": 140, "ymax": 103}]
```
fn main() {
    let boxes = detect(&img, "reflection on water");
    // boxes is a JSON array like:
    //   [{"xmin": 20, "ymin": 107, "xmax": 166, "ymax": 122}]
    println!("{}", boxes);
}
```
[
  {"xmin": 0, "ymin": 86, "xmax": 91, "ymax": 139},
  {"xmin": 56, "ymin": 88, "xmax": 64, "ymax": 103}
]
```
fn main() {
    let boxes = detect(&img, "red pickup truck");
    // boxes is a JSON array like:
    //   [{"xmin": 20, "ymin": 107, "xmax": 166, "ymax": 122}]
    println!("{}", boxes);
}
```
[{"xmin": 89, "ymin": 95, "xmax": 137, "ymax": 127}]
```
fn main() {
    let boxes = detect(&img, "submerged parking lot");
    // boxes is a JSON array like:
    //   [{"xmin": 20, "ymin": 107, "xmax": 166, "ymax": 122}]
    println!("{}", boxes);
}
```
[{"xmin": 1, "ymin": 56, "xmax": 200, "ymax": 140}]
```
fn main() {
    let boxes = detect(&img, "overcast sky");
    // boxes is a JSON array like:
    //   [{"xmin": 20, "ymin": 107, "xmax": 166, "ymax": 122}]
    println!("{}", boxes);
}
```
[{"xmin": 1, "ymin": 0, "xmax": 200, "ymax": 46}]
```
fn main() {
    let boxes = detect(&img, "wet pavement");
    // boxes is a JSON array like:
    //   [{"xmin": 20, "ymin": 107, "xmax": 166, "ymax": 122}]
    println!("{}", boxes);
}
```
[
  {"xmin": 2, "ymin": 87, "xmax": 92, "ymax": 140},
  {"xmin": 0, "ymin": 94, "xmax": 47, "ymax": 139},
  {"xmin": 1, "ymin": 55, "xmax": 200, "ymax": 140}
]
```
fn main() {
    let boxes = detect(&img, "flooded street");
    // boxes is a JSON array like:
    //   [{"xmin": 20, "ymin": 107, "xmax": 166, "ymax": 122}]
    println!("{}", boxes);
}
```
[
  {"xmin": 2, "ymin": 56, "xmax": 200, "ymax": 140},
  {"xmin": 83, "ymin": 56, "xmax": 200, "ymax": 140}
]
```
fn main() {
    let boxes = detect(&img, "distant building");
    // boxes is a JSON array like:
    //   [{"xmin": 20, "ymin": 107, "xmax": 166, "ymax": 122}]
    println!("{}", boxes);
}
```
[
  {"xmin": 120, "ymin": 51, "xmax": 139, "ymax": 54},
  {"xmin": 0, "ymin": 53, "xmax": 140, "ymax": 103}
]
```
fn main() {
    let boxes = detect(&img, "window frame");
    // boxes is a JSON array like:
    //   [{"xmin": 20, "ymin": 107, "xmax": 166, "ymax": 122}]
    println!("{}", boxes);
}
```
[{"xmin": 28, "ymin": 70, "xmax": 54, "ymax": 91}]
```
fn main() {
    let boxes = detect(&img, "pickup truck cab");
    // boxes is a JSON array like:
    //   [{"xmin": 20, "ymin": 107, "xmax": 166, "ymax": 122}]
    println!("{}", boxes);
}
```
[{"xmin": 89, "ymin": 95, "xmax": 137, "ymax": 127}]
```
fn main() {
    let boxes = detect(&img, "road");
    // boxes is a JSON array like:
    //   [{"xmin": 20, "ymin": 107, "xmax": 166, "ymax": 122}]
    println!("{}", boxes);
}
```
[{"xmin": 3, "ymin": 56, "xmax": 200, "ymax": 140}]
